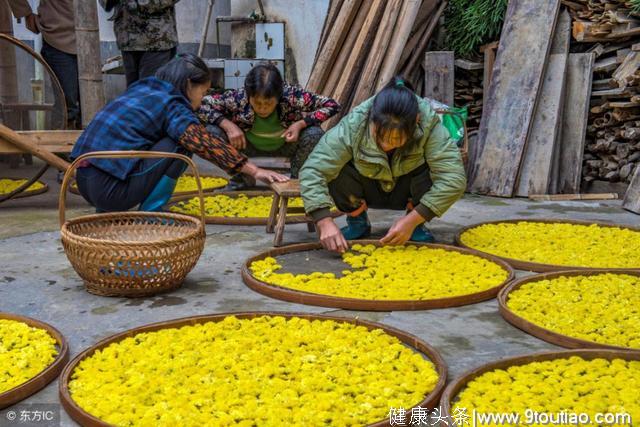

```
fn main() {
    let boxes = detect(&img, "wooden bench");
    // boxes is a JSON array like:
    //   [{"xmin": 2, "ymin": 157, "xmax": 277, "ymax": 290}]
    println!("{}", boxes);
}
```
[{"xmin": 266, "ymin": 179, "xmax": 316, "ymax": 247}]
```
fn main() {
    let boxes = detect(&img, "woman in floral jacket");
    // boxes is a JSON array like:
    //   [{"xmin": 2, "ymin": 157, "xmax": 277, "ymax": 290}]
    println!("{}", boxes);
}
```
[{"xmin": 198, "ymin": 62, "xmax": 340, "ymax": 188}]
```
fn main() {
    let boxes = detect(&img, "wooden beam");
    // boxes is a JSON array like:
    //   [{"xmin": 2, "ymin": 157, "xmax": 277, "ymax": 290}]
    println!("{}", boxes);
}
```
[
  {"xmin": 306, "ymin": 0, "xmax": 362, "ymax": 92},
  {"xmin": 555, "ymin": 53, "xmax": 595, "ymax": 194},
  {"xmin": 0, "ymin": 130, "xmax": 80, "ymax": 154},
  {"xmin": 376, "ymin": 0, "xmax": 422, "ymax": 91},
  {"xmin": 469, "ymin": 0, "xmax": 561, "ymax": 196},
  {"xmin": 622, "ymin": 166, "xmax": 640, "ymax": 214},
  {"xmin": 612, "ymin": 51, "xmax": 640, "ymax": 89},
  {"xmin": 516, "ymin": 54, "xmax": 568, "ymax": 197},
  {"xmin": 403, "ymin": 1, "xmax": 446, "ymax": 78},
  {"xmin": 423, "ymin": 51, "xmax": 454, "ymax": 106},
  {"xmin": 454, "ymin": 59, "xmax": 484, "ymax": 70},
  {"xmin": 351, "ymin": 0, "xmax": 403, "ymax": 107},
  {"xmin": 550, "ymin": 9, "xmax": 571, "ymax": 54},
  {"xmin": 0, "ymin": 125, "xmax": 71, "ymax": 171}
]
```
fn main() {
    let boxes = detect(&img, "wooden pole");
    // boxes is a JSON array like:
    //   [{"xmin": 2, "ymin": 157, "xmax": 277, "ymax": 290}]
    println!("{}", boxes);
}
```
[
  {"xmin": 403, "ymin": 0, "xmax": 447, "ymax": 78},
  {"xmin": 74, "ymin": 0, "xmax": 105, "ymax": 128},
  {"xmin": 376, "ymin": 0, "xmax": 422, "ymax": 91},
  {"xmin": 306, "ymin": 0, "xmax": 362, "ymax": 92},
  {"xmin": 323, "ymin": 1, "xmax": 373, "ymax": 96},
  {"xmin": 423, "ymin": 51, "xmax": 455, "ymax": 105},
  {"xmin": 0, "ymin": 124, "xmax": 71, "ymax": 171},
  {"xmin": 351, "ymin": 0, "xmax": 403, "ymax": 107}
]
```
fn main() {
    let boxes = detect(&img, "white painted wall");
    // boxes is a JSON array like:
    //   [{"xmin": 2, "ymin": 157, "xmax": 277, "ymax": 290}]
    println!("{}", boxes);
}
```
[{"xmin": 231, "ymin": 0, "xmax": 329, "ymax": 85}]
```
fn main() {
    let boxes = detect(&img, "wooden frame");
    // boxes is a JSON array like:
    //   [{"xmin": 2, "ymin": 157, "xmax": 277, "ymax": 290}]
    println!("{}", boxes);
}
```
[
  {"xmin": 0, "ymin": 312, "xmax": 69, "ymax": 409},
  {"xmin": 440, "ymin": 349, "xmax": 640, "ymax": 416},
  {"xmin": 241, "ymin": 240, "xmax": 515, "ymax": 311},
  {"xmin": 59, "ymin": 311, "xmax": 448, "ymax": 427},
  {"xmin": 498, "ymin": 270, "xmax": 640, "ymax": 353},
  {"xmin": 455, "ymin": 219, "xmax": 640, "ymax": 272}
]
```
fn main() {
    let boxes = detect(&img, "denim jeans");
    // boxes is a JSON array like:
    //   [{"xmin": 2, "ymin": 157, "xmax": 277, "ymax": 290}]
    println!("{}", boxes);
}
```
[{"xmin": 41, "ymin": 41, "xmax": 80, "ymax": 127}]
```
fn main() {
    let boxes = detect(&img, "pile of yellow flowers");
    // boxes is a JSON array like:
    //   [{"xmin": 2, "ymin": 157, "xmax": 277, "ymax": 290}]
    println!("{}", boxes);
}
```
[
  {"xmin": 507, "ymin": 273, "xmax": 640, "ymax": 349},
  {"xmin": 173, "ymin": 175, "xmax": 228, "ymax": 193},
  {"xmin": 0, "ymin": 178, "xmax": 45, "ymax": 195},
  {"xmin": 460, "ymin": 221, "xmax": 640, "ymax": 268},
  {"xmin": 452, "ymin": 356, "xmax": 640, "ymax": 425},
  {"xmin": 250, "ymin": 244, "xmax": 509, "ymax": 300},
  {"xmin": 0, "ymin": 319, "xmax": 58, "ymax": 393},
  {"xmin": 69, "ymin": 315, "xmax": 439, "ymax": 426},
  {"xmin": 170, "ymin": 194, "xmax": 304, "ymax": 218}
]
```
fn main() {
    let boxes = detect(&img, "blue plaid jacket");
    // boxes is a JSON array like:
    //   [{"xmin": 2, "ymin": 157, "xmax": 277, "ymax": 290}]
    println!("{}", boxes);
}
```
[{"xmin": 71, "ymin": 77, "xmax": 199, "ymax": 180}]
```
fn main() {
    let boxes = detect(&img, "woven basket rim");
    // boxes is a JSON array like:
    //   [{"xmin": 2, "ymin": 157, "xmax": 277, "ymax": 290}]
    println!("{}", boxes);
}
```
[
  {"xmin": 61, "ymin": 211, "xmax": 204, "ymax": 247},
  {"xmin": 58, "ymin": 311, "xmax": 448, "ymax": 427},
  {"xmin": 498, "ymin": 269, "xmax": 640, "ymax": 353},
  {"xmin": 440, "ymin": 349, "xmax": 640, "ymax": 416},
  {"xmin": 455, "ymin": 218, "xmax": 640, "ymax": 272},
  {"xmin": 242, "ymin": 240, "xmax": 515, "ymax": 311},
  {"xmin": 0, "ymin": 312, "xmax": 70, "ymax": 409}
]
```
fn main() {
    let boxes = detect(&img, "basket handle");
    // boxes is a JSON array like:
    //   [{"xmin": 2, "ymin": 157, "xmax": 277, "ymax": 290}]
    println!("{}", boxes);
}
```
[{"xmin": 59, "ymin": 150, "xmax": 207, "ymax": 230}]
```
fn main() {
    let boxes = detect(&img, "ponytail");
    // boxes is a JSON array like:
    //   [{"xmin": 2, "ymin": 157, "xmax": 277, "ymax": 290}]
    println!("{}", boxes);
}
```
[{"xmin": 370, "ymin": 76, "xmax": 419, "ymax": 143}]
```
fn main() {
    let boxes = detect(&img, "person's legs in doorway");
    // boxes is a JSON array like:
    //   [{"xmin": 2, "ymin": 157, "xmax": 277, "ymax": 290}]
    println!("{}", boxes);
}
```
[
  {"xmin": 41, "ymin": 41, "xmax": 81, "ymax": 128},
  {"xmin": 122, "ymin": 51, "xmax": 142, "ymax": 87},
  {"xmin": 138, "ymin": 47, "xmax": 177, "ymax": 80},
  {"xmin": 289, "ymin": 126, "xmax": 323, "ymax": 178}
]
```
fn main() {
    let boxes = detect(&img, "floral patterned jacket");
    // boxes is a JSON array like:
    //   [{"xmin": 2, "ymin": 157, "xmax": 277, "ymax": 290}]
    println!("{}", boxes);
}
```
[{"xmin": 197, "ymin": 84, "xmax": 341, "ymax": 130}]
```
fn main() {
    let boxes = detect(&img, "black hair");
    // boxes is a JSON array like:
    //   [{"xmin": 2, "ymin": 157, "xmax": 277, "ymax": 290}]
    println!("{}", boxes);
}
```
[
  {"xmin": 370, "ymin": 76, "xmax": 419, "ymax": 144},
  {"xmin": 155, "ymin": 53, "xmax": 210, "ymax": 98},
  {"xmin": 244, "ymin": 62, "xmax": 284, "ymax": 100}
]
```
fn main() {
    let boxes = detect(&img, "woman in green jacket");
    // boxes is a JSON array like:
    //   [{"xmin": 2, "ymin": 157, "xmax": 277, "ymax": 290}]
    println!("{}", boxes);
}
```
[{"xmin": 300, "ymin": 77, "xmax": 467, "ymax": 253}]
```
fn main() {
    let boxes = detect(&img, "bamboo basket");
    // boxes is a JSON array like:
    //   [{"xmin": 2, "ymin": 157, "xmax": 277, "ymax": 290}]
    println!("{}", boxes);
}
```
[
  {"xmin": 58, "ymin": 311, "xmax": 448, "ymax": 427},
  {"xmin": 242, "ymin": 240, "xmax": 515, "ymax": 311},
  {"xmin": 498, "ymin": 269, "xmax": 640, "ymax": 353},
  {"xmin": 59, "ymin": 151, "xmax": 206, "ymax": 297},
  {"xmin": 455, "ymin": 218, "xmax": 640, "ymax": 272},
  {"xmin": 0, "ymin": 312, "xmax": 69, "ymax": 409},
  {"xmin": 440, "ymin": 349, "xmax": 640, "ymax": 420}
]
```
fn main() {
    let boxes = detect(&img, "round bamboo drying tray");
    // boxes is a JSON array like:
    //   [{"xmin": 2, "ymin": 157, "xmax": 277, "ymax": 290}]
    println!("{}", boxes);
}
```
[
  {"xmin": 242, "ymin": 240, "xmax": 515, "ymax": 311},
  {"xmin": 455, "ymin": 218, "xmax": 640, "ymax": 272},
  {"xmin": 59, "ymin": 151, "xmax": 206, "ymax": 297},
  {"xmin": 59, "ymin": 311, "xmax": 448, "ymax": 427},
  {"xmin": 168, "ymin": 191, "xmax": 341, "ymax": 225},
  {"xmin": 68, "ymin": 173, "xmax": 227, "ymax": 197},
  {"xmin": 498, "ymin": 269, "xmax": 640, "ymax": 353},
  {"xmin": 440, "ymin": 349, "xmax": 640, "ymax": 418},
  {"xmin": 0, "ymin": 312, "xmax": 69, "ymax": 409},
  {"xmin": 0, "ymin": 179, "xmax": 48, "ymax": 199}
]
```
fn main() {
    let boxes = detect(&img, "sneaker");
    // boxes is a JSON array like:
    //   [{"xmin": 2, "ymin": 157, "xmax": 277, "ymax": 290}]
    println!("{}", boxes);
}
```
[
  {"xmin": 340, "ymin": 211, "xmax": 371, "ymax": 240},
  {"xmin": 410, "ymin": 225, "xmax": 435, "ymax": 243}
]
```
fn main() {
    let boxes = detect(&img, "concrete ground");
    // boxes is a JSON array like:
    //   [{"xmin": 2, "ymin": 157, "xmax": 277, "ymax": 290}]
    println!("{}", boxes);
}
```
[{"xmin": 0, "ymin": 159, "xmax": 638, "ymax": 426}]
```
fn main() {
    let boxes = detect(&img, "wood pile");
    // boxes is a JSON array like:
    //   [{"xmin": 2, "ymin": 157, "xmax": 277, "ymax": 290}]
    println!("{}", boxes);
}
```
[
  {"xmin": 564, "ymin": 0, "xmax": 640, "ymax": 186},
  {"xmin": 307, "ymin": 0, "xmax": 446, "ymax": 124},
  {"xmin": 453, "ymin": 66, "xmax": 483, "ymax": 133}
]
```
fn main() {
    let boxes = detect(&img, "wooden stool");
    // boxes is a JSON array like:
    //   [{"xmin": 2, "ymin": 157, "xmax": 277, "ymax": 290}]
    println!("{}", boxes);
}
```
[{"xmin": 267, "ymin": 179, "xmax": 316, "ymax": 247}]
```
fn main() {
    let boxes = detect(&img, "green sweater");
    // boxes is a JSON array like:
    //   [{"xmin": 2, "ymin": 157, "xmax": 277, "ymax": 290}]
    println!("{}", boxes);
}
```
[{"xmin": 300, "ymin": 95, "xmax": 467, "ymax": 221}]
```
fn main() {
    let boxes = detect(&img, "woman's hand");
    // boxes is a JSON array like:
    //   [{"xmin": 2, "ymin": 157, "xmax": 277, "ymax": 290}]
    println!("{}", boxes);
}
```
[
  {"xmin": 220, "ymin": 119, "xmax": 246, "ymax": 150},
  {"xmin": 317, "ymin": 217, "xmax": 349, "ymax": 253},
  {"xmin": 380, "ymin": 210, "xmax": 424, "ymax": 246},
  {"xmin": 283, "ymin": 120, "xmax": 306, "ymax": 143},
  {"xmin": 253, "ymin": 168, "xmax": 289, "ymax": 184}
]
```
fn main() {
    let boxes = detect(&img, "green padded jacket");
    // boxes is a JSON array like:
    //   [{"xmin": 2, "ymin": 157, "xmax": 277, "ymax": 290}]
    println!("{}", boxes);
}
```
[{"xmin": 300, "ymin": 95, "xmax": 467, "ymax": 221}]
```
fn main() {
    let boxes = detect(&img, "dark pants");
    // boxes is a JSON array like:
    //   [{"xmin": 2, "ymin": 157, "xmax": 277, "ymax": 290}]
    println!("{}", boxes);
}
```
[
  {"xmin": 329, "ymin": 163, "xmax": 433, "ymax": 213},
  {"xmin": 75, "ymin": 137, "xmax": 190, "ymax": 212},
  {"xmin": 122, "ymin": 48, "xmax": 177, "ymax": 87},
  {"xmin": 41, "ymin": 41, "xmax": 80, "ymax": 128},
  {"xmin": 207, "ymin": 124, "xmax": 323, "ymax": 178}
]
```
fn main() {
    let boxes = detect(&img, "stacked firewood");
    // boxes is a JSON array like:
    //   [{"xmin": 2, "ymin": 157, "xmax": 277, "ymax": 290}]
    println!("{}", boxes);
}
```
[
  {"xmin": 307, "ymin": 0, "xmax": 446, "ymax": 125},
  {"xmin": 565, "ymin": 0, "xmax": 640, "ymax": 184},
  {"xmin": 453, "ymin": 68, "xmax": 483, "ymax": 133}
]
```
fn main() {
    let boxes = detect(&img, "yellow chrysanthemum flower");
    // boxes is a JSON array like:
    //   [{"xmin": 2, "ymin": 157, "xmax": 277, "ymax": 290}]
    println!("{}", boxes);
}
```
[
  {"xmin": 249, "ymin": 244, "xmax": 509, "ymax": 300},
  {"xmin": 0, "ymin": 319, "xmax": 58, "ymax": 393},
  {"xmin": 0, "ymin": 178, "xmax": 44, "ymax": 195},
  {"xmin": 170, "ymin": 194, "xmax": 304, "ymax": 218},
  {"xmin": 452, "ymin": 357, "xmax": 640, "ymax": 427},
  {"xmin": 68, "ymin": 315, "xmax": 439, "ymax": 427},
  {"xmin": 507, "ymin": 273, "xmax": 640, "ymax": 349},
  {"xmin": 460, "ymin": 221, "xmax": 640, "ymax": 268},
  {"xmin": 173, "ymin": 175, "xmax": 228, "ymax": 193}
]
